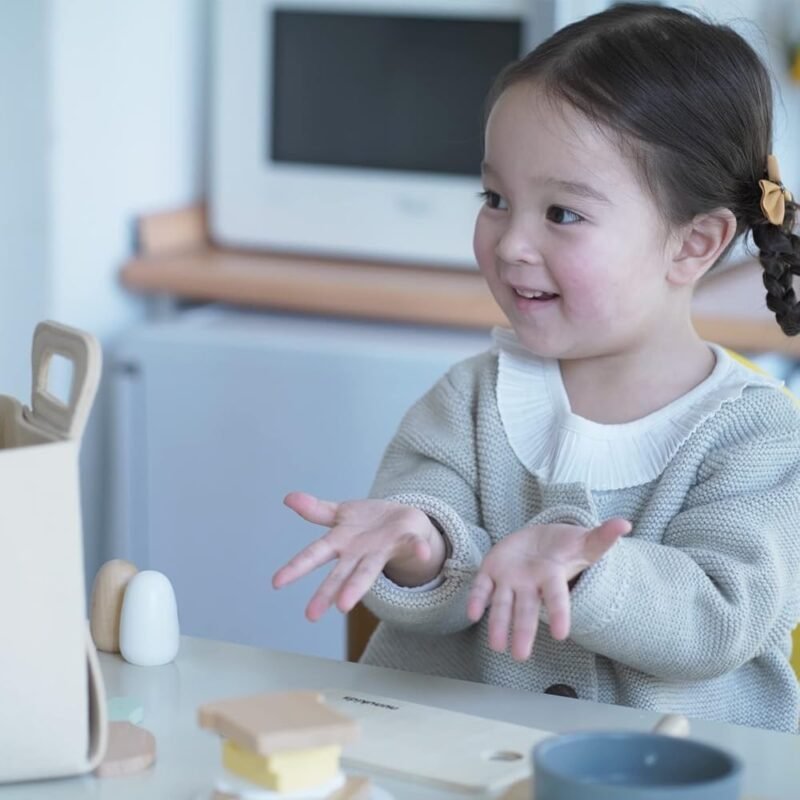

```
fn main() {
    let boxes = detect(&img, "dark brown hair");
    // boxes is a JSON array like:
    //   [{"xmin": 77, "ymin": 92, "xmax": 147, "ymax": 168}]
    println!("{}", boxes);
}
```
[{"xmin": 486, "ymin": 3, "xmax": 800, "ymax": 335}]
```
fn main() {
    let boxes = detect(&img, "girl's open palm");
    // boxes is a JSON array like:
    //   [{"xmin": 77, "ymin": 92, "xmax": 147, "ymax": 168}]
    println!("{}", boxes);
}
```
[
  {"xmin": 467, "ymin": 518, "xmax": 631, "ymax": 661},
  {"xmin": 272, "ymin": 492, "xmax": 444, "ymax": 622}
]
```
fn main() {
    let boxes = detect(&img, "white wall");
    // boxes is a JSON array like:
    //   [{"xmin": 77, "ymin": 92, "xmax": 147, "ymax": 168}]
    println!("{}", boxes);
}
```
[
  {"xmin": 0, "ymin": 1, "xmax": 51, "ymax": 397},
  {"xmin": 50, "ymin": 0, "xmax": 210, "ymax": 589},
  {"xmin": 0, "ymin": 1, "xmax": 209, "ymax": 591},
  {"xmin": 49, "ymin": 0, "xmax": 209, "ymax": 332}
]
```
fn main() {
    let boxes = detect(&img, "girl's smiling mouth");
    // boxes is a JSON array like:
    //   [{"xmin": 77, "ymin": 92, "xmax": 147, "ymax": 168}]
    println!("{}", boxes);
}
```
[{"xmin": 513, "ymin": 287, "xmax": 559, "ymax": 301}]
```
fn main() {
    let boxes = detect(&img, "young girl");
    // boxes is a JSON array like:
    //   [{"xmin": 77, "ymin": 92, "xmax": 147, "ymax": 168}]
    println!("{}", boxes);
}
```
[{"xmin": 273, "ymin": 3, "xmax": 800, "ymax": 732}]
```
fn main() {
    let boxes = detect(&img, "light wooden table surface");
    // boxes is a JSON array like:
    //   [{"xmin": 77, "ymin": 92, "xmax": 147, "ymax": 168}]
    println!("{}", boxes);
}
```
[{"xmin": 0, "ymin": 637, "xmax": 796, "ymax": 799}]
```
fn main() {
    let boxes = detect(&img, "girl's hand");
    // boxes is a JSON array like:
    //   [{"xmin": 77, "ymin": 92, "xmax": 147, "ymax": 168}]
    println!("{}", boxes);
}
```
[
  {"xmin": 272, "ymin": 492, "xmax": 446, "ymax": 621},
  {"xmin": 467, "ymin": 518, "xmax": 631, "ymax": 661}
]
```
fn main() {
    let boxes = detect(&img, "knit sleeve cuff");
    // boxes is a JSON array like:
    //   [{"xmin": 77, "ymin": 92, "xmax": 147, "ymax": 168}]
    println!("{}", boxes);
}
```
[
  {"xmin": 527, "ymin": 505, "xmax": 599, "ymax": 530},
  {"xmin": 567, "ymin": 539, "xmax": 632, "ymax": 638},
  {"xmin": 361, "ymin": 493, "xmax": 483, "ymax": 631}
]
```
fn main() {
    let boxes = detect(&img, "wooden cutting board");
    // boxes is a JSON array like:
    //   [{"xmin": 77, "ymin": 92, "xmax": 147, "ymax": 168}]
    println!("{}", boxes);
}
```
[{"xmin": 324, "ymin": 690, "xmax": 551, "ymax": 794}]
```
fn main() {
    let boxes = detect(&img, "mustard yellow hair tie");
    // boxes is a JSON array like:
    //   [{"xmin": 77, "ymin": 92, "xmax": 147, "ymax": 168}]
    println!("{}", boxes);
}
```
[{"xmin": 759, "ymin": 154, "xmax": 793, "ymax": 226}]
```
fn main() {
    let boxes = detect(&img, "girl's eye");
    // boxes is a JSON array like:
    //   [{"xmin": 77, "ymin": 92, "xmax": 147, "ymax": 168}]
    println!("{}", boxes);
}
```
[
  {"xmin": 546, "ymin": 206, "xmax": 583, "ymax": 225},
  {"xmin": 478, "ymin": 190, "xmax": 508, "ymax": 211}
]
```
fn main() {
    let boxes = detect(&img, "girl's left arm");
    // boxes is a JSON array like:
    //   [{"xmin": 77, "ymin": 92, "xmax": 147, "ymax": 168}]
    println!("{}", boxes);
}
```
[{"xmin": 566, "ymin": 427, "xmax": 800, "ymax": 681}]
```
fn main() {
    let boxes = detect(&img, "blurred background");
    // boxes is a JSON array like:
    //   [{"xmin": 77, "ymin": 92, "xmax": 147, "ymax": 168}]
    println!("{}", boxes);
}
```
[{"xmin": 1, "ymin": 0, "xmax": 798, "ymax": 663}]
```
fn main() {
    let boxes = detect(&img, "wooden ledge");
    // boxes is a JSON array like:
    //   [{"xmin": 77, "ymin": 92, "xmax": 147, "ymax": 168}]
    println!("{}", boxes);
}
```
[
  {"xmin": 120, "ymin": 205, "xmax": 800, "ymax": 355},
  {"xmin": 122, "ymin": 246, "xmax": 506, "ymax": 329}
]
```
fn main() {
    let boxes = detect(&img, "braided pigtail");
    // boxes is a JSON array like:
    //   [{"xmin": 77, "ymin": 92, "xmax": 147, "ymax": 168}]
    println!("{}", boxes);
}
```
[{"xmin": 752, "ymin": 157, "xmax": 800, "ymax": 336}]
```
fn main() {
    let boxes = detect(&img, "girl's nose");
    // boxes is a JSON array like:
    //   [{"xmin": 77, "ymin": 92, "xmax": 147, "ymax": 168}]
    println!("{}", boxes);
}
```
[{"xmin": 494, "ymin": 221, "xmax": 542, "ymax": 266}]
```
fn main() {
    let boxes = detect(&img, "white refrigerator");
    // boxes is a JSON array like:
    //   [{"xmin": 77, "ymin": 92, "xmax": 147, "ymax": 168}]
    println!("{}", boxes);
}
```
[{"xmin": 110, "ymin": 306, "xmax": 490, "ymax": 661}]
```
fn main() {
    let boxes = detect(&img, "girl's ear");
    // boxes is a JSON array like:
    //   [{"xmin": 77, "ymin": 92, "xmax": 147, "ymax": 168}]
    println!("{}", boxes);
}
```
[{"xmin": 667, "ymin": 208, "xmax": 737, "ymax": 286}]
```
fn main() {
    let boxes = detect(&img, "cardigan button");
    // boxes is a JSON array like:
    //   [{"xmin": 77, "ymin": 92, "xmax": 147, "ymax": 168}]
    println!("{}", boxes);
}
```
[{"xmin": 544, "ymin": 683, "xmax": 578, "ymax": 699}]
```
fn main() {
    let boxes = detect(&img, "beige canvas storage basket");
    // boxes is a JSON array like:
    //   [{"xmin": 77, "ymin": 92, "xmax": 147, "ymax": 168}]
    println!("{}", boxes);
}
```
[{"xmin": 0, "ymin": 321, "xmax": 107, "ymax": 781}]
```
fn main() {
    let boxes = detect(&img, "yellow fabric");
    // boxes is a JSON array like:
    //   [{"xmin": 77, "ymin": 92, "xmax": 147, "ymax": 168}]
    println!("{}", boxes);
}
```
[
  {"xmin": 725, "ymin": 349, "xmax": 800, "ymax": 681},
  {"xmin": 793, "ymin": 629, "xmax": 800, "ymax": 682},
  {"xmin": 759, "ymin": 154, "xmax": 793, "ymax": 226},
  {"xmin": 221, "ymin": 739, "xmax": 340, "ymax": 791}
]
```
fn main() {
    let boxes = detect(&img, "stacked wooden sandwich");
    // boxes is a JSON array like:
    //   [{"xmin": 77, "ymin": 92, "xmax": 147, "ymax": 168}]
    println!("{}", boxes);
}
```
[{"xmin": 198, "ymin": 690, "xmax": 370, "ymax": 799}]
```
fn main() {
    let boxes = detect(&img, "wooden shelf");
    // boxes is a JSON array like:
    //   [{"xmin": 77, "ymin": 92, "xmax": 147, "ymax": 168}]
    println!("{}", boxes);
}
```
[{"xmin": 121, "ymin": 205, "xmax": 800, "ymax": 356}]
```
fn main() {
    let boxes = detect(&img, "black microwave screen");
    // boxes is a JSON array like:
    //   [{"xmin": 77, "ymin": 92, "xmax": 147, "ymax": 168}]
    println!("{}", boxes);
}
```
[{"xmin": 271, "ymin": 10, "xmax": 521, "ymax": 177}]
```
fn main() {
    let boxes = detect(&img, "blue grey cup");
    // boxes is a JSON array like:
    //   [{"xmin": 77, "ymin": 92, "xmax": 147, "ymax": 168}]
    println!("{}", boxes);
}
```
[{"xmin": 533, "ymin": 731, "xmax": 743, "ymax": 799}]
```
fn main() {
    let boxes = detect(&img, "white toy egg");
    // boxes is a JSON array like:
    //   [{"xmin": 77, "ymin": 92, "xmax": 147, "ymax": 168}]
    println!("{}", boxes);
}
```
[{"xmin": 119, "ymin": 570, "xmax": 180, "ymax": 666}]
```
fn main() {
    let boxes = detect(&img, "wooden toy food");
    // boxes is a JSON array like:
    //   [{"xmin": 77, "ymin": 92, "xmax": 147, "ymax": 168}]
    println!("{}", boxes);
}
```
[{"xmin": 89, "ymin": 559, "xmax": 138, "ymax": 653}]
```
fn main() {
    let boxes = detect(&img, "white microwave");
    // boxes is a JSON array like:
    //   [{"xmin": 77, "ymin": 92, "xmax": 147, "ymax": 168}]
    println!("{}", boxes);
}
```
[{"xmin": 210, "ymin": 0, "xmax": 606, "ymax": 269}]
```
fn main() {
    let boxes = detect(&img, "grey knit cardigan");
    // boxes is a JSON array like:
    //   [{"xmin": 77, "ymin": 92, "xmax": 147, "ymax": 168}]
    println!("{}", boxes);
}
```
[{"xmin": 361, "ymin": 341, "xmax": 800, "ymax": 732}]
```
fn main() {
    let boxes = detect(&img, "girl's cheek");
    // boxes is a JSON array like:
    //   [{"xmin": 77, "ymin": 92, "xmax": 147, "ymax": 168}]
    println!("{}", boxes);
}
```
[
  {"xmin": 473, "ymin": 216, "xmax": 497, "ymax": 271},
  {"xmin": 560, "ymin": 271, "xmax": 611, "ymax": 320}
]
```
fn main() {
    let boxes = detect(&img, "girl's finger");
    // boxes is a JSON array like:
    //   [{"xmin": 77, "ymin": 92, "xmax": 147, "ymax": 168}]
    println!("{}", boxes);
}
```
[
  {"xmin": 467, "ymin": 572, "xmax": 495, "ymax": 622},
  {"xmin": 487, "ymin": 586, "xmax": 514, "ymax": 652},
  {"xmin": 336, "ymin": 554, "xmax": 389, "ymax": 613},
  {"xmin": 272, "ymin": 536, "xmax": 338, "ymax": 589},
  {"xmin": 305, "ymin": 557, "xmax": 358, "ymax": 622},
  {"xmin": 582, "ymin": 517, "xmax": 632, "ymax": 564},
  {"xmin": 510, "ymin": 590, "xmax": 540, "ymax": 661},
  {"xmin": 284, "ymin": 491, "xmax": 340, "ymax": 526},
  {"xmin": 412, "ymin": 534, "xmax": 432, "ymax": 563},
  {"xmin": 541, "ymin": 574, "xmax": 571, "ymax": 640}
]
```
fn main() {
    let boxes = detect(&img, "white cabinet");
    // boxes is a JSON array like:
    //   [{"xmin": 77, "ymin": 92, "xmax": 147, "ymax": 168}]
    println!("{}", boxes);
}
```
[{"xmin": 110, "ymin": 306, "xmax": 490, "ymax": 661}]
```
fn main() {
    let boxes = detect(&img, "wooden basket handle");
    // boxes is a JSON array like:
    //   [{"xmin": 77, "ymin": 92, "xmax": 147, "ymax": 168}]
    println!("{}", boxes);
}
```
[{"xmin": 26, "ymin": 321, "xmax": 102, "ymax": 440}]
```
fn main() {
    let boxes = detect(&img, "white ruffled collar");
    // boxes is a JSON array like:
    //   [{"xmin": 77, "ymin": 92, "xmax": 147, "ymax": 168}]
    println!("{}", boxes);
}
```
[{"xmin": 493, "ymin": 328, "xmax": 782, "ymax": 490}]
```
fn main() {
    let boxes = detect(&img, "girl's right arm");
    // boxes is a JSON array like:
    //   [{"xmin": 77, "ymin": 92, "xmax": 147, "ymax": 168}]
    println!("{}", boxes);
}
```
[
  {"xmin": 359, "ymin": 360, "xmax": 494, "ymax": 634},
  {"xmin": 275, "ymin": 356, "xmax": 492, "ymax": 635},
  {"xmin": 272, "ymin": 492, "xmax": 448, "ymax": 621}
]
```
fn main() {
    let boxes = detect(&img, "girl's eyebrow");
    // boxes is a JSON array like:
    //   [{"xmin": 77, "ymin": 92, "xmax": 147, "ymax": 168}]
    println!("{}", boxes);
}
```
[
  {"xmin": 545, "ymin": 178, "xmax": 611, "ymax": 205},
  {"xmin": 480, "ymin": 163, "xmax": 611, "ymax": 205}
]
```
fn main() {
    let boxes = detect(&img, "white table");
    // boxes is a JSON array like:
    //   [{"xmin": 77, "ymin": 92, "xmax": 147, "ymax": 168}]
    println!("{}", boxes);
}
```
[{"xmin": 2, "ymin": 636, "xmax": 798, "ymax": 799}]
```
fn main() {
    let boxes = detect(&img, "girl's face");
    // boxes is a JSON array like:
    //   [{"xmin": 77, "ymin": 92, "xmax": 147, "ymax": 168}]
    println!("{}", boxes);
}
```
[{"xmin": 474, "ymin": 83, "xmax": 679, "ymax": 361}]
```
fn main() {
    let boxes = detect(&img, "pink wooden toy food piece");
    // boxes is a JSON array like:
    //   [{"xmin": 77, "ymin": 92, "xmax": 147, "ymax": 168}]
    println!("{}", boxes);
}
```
[{"xmin": 94, "ymin": 721, "xmax": 156, "ymax": 778}]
